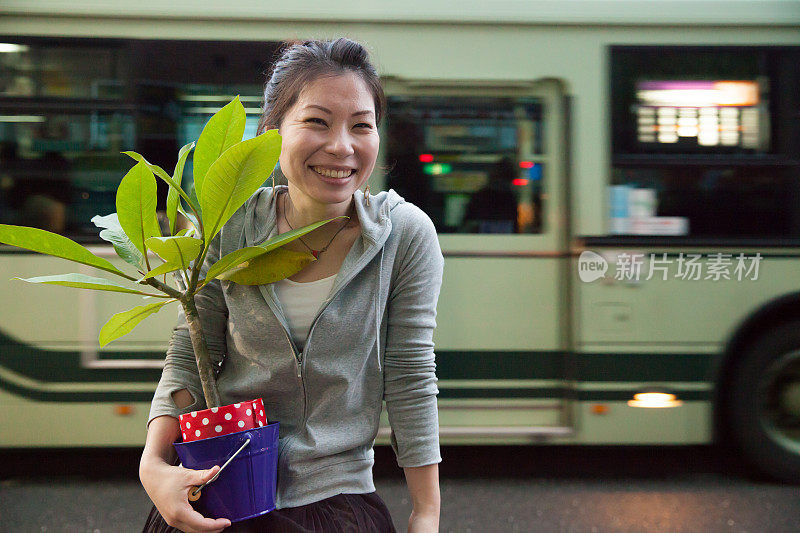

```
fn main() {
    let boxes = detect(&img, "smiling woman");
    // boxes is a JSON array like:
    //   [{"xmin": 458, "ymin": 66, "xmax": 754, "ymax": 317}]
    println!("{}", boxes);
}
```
[
  {"xmin": 141, "ymin": 38, "xmax": 443, "ymax": 533},
  {"xmin": 277, "ymin": 73, "xmax": 379, "ymax": 228}
]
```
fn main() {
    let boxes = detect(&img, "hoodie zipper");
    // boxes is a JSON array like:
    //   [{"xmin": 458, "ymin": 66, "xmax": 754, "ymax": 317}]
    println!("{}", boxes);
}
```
[
  {"xmin": 262, "ymin": 199, "xmax": 391, "ymax": 429},
  {"xmin": 302, "ymin": 234, "xmax": 385, "ymax": 376},
  {"xmin": 282, "ymin": 268, "xmax": 365, "ymax": 430},
  {"xmin": 303, "ymin": 206, "xmax": 392, "ymax": 374},
  {"xmin": 282, "ymin": 327, "xmax": 303, "ymax": 379},
  {"xmin": 272, "ymin": 304, "xmax": 307, "ymax": 424}
]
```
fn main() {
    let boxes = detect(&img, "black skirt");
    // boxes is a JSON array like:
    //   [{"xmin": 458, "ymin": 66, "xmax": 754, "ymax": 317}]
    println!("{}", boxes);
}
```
[{"xmin": 143, "ymin": 492, "xmax": 397, "ymax": 533}]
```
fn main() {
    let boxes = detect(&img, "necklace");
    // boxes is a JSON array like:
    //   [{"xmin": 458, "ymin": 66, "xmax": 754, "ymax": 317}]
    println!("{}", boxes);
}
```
[{"xmin": 282, "ymin": 193, "xmax": 350, "ymax": 259}]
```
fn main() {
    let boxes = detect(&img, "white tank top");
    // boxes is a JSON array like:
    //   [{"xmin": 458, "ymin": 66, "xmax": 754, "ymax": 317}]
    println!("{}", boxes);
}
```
[{"xmin": 273, "ymin": 274, "xmax": 337, "ymax": 350}]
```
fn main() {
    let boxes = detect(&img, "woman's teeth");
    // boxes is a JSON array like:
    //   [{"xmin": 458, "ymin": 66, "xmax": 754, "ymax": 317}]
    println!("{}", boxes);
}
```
[{"xmin": 312, "ymin": 166, "xmax": 354, "ymax": 178}]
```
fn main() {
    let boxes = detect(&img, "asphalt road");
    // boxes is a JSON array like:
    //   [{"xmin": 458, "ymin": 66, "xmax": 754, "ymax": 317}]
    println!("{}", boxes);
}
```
[{"xmin": 2, "ymin": 446, "xmax": 799, "ymax": 532}]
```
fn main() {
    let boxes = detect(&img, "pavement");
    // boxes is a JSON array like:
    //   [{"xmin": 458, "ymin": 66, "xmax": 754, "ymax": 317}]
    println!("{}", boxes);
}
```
[{"xmin": 2, "ymin": 446, "xmax": 800, "ymax": 532}]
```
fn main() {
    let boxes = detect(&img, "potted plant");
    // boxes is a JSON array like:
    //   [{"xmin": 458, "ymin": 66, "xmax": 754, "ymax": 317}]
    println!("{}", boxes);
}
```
[{"xmin": 0, "ymin": 97, "xmax": 332, "ymax": 521}]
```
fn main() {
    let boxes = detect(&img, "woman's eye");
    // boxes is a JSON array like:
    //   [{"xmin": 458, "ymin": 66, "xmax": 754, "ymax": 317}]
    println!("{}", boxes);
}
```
[
  {"xmin": 355, "ymin": 123, "xmax": 373, "ymax": 129},
  {"xmin": 306, "ymin": 118, "xmax": 326, "ymax": 125}
]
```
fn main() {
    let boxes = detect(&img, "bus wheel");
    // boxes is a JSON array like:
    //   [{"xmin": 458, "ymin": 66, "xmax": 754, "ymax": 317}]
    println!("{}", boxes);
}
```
[{"xmin": 727, "ymin": 321, "xmax": 800, "ymax": 483}]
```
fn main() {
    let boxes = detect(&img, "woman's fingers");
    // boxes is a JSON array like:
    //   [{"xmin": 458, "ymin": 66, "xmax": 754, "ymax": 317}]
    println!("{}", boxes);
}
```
[
  {"xmin": 142, "ymin": 458, "xmax": 231, "ymax": 532},
  {"xmin": 175, "ymin": 504, "xmax": 231, "ymax": 533},
  {"xmin": 177, "ymin": 467, "xmax": 232, "ymax": 532}
]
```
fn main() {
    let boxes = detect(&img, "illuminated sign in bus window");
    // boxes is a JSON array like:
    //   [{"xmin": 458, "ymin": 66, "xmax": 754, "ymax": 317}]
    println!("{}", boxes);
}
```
[{"xmin": 635, "ymin": 80, "xmax": 763, "ymax": 149}]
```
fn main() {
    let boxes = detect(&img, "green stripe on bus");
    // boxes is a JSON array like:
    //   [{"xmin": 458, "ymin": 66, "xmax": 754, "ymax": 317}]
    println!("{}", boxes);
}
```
[
  {"xmin": 0, "ymin": 374, "xmax": 711, "ymax": 403},
  {"xmin": 0, "ymin": 345, "xmax": 714, "ymax": 385},
  {"xmin": 436, "ymin": 351, "xmax": 714, "ymax": 382},
  {"xmin": 0, "ymin": 329, "xmax": 716, "ymax": 402},
  {"xmin": 437, "ymin": 351, "xmax": 566, "ymax": 380},
  {"xmin": 439, "ymin": 387, "xmax": 568, "ymax": 399},
  {"xmin": 572, "ymin": 352, "xmax": 715, "ymax": 382},
  {"xmin": 0, "ymin": 373, "xmax": 156, "ymax": 402},
  {"xmin": 0, "ymin": 330, "xmax": 162, "ymax": 382}
]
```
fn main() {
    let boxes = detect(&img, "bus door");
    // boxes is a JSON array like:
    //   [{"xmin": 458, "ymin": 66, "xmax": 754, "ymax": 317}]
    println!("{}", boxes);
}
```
[{"xmin": 375, "ymin": 78, "xmax": 573, "ymax": 443}]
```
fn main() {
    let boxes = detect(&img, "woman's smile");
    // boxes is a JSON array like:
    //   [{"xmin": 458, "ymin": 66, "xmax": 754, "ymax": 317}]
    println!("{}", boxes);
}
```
[{"xmin": 310, "ymin": 165, "xmax": 357, "ymax": 180}]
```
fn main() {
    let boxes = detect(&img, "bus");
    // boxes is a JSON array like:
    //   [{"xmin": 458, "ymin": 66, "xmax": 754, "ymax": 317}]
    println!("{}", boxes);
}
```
[{"xmin": 1, "ymin": 2, "xmax": 799, "ymax": 482}]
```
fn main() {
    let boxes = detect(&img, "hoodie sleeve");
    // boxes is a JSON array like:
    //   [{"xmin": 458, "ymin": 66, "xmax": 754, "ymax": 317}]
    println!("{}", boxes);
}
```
[
  {"xmin": 384, "ymin": 205, "xmax": 444, "ymax": 468},
  {"xmin": 147, "ymin": 233, "xmax": 228, "ymax": 424}
]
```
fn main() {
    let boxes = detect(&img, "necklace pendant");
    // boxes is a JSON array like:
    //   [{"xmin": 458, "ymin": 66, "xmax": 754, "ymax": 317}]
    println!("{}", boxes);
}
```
[{"xmin": 312, "ymin": 250, "xmax": 320, "ymax": 259}]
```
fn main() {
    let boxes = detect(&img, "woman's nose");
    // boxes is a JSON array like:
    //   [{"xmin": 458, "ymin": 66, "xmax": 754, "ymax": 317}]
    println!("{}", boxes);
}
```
[{"xmin": 324, "ymin": 127, "xmax": 355, "ymax": 157}]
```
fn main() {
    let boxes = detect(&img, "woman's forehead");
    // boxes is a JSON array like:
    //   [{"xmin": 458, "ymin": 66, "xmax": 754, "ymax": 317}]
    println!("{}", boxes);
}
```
[{"xmin": 294, "ymin": 73, "xmax": 375, "ymax": 112}]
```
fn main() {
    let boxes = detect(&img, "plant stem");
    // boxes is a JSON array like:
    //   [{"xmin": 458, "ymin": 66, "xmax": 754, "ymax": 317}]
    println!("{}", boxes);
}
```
[
  {"xmin": 144, "ymin": 277, "xmax": 183, "ymax": 299},
  {"xmin": 180, "ymin": 296, "xmax": 221, "ymax": 408},
  {"xmin": 190, "ymin": 245, "xmax": 209, "ymax": 292}
]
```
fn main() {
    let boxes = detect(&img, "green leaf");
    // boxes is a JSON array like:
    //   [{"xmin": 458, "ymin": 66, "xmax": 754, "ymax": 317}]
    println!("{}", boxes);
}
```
[
  {"xmin": 121, "ymin": 151, "xmax": 170, "ymax": 182},
  {"xmin": 193, "ymin": 96, "xmax": 246, "ymax": 202},
  {"xmin": 13, "ymin": 273, "xmax": 165, "ymax": 297},
  {"xmin": 183, "ymin": 181, "xmax": 202, "ymax": 223},
  {"xmin": 144, "ymin": 235, "xmax": 203, "ymax": 268},
  {"xmin": 92, "ymin": 213, "xmax": 145, "ymax": 269},
  {"xmin": 188, "ymin": 181, "xmax": 200, "ymax": 208},
  {"xmin": 99, "ymin": 300, "xmax": 175, "ymax": 346},
  {"xmin": 168, "ymin": 142, "xmax": 195, "ymax": 235},
  {"xmin": 203, "ymin": 217, "xmax": 338, "ymax": 283},
  {"xmin": 217, "ymin": 248, "xmax": 314, "ymax": 285},
  {"xmin": 123, "ymin": 150, "xmax": 199, "ymax": 216},
  {"xmin": 166, "ymin": 189, "xmax": 179, "ymax": 235},
  {"xmin": 117, "ymin": 160, "xmax": 162, "ymax": 256},
  {"xmin": 175, "ymin": 182, "xmax": 202, "ymax": 233},
  {"xmin": 0, "ymin": 224, "xmax": 128, "ymax": 278},
  {"xmin": 200, "ymin": 129, "xmax": 282, "ymax": 247},
  {"xmin": 174, "ymin": 142, "xmax": 195, "ymax": 182},
  {"xmin": 138, "ymin": 261, "xmax": 182, "ymax": 282}
]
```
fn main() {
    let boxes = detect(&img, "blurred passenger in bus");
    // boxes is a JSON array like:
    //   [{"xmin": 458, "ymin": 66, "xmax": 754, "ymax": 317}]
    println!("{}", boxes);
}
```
[
  {"xmin": 461, "ymin": 156, "xmax": 519, "ymax": 233},
  {"xmin": 0, "ymin": 141, "xmax": 17, "ymax": 225},
  {"xmin": 3, "ymin": 148, "xmax": 70, "ymax": 233},
  {"xmin": 385, "ymin": 115, "xmax": 427, "ymax": 211},
  {"xmin": 22, "ymin": 194, "xmax": 66, "ymax": 233}
]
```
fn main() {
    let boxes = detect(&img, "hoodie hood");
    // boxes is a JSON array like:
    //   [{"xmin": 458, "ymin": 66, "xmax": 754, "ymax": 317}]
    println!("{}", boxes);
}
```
[
  {"xmin": 238, "ymin": 186, "xmax": 404, "ymax": 360},
  {"xmin": 242, "ymin": 185, "xmax": 404, "ymax": 251}
]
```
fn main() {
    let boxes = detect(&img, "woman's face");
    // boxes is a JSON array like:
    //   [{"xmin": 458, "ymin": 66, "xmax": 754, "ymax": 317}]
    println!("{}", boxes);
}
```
[{"xmin": 278, "ymin": 72, "xmax": 379, "ymax": 210}]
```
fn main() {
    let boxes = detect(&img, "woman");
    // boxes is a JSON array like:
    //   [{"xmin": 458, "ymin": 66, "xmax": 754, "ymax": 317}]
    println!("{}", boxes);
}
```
[{"xmin": 139, "ymin": 38, "xmax": 443, "ymax": 533}]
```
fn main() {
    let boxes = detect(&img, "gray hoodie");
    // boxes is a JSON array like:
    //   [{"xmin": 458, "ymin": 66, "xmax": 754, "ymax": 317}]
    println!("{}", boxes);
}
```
[{"xmin": 149, "ymin": 186, "xmax": 443, "ymax": 508}]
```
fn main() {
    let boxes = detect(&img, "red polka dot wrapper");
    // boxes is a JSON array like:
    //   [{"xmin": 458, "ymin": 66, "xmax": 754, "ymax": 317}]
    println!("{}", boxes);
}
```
[{"xmin": 179, "ymin": 398, "xmax": 267, "ymax": 442}]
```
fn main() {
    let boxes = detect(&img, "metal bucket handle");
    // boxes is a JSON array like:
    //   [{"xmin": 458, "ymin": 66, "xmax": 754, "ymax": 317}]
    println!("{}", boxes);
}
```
[{"xmin": 188, "ymin": 436, "xmax": 252, "ymax": 502}]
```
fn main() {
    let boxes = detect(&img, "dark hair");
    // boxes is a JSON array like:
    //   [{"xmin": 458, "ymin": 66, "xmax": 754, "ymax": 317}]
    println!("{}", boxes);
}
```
[{"xmin": 257, "ymin": 38, "xmax": 386, "ymax": 135}]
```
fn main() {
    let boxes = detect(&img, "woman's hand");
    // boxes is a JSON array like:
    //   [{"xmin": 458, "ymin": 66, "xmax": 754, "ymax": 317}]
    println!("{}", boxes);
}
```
[
  {"xmin": 408, "ymin": 508, "xmax": 440, "ymax": 532},
  {"xmin": 141, "ymin": 416, "xmax": 231, "ymax": 533},
  {"xmin": 140, "ymin": 458, "xmax": 231, "ymax": 533}
]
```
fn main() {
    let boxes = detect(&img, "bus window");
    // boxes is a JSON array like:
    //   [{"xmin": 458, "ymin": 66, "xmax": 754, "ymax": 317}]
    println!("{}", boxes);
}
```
[
  {"xmin": 0, "ymin": 42, "xmax": 131, "ymax": 241},
  {"xmin": 612, "ymin": 165, "xmax": 800, "ymax": 238},
  {"xmin": 609, "ymin": 46, "xmax": 800, "ymax": 239},
  {"xmin": 0, "ymin": 39, "xmax": 279, "ymax": 242},
  {"xmin": 384, "ymin": 96, "xmax": 545, "ymax": 234}
]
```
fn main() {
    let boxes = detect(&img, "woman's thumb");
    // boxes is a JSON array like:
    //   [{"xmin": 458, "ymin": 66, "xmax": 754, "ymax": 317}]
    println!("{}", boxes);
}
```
[{"xmin": 193, "ymin": 465, "xmax": 220, "ymax": 484}]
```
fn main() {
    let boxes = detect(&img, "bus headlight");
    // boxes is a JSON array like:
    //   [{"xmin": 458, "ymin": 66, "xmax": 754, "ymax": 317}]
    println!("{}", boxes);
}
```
[{"xmin": 627, "ymin": 391, "xmax": 683, "ymax": 408}]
